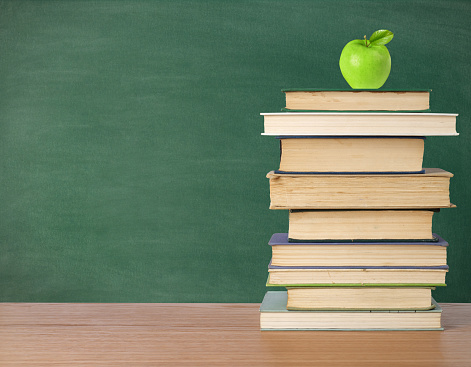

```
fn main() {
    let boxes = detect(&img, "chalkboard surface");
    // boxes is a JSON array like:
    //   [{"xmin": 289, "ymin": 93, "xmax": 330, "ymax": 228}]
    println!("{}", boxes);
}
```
[{"xmin": 1, "ymin": 1, "xmax": 470, "ymax": 302}]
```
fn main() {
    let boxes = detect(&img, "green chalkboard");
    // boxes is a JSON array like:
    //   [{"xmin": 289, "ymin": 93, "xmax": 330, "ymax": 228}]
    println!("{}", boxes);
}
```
[{"xmin": 1, "ymin": 0, "xmax": 470, "ymax": 302}]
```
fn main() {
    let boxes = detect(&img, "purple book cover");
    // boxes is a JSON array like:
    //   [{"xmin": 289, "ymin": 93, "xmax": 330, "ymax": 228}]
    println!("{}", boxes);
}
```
[
  {"xmin": 268, "ymin": 260, "xmax": 449, "ymax": 270},
  {"xmin": 268, "ymin": 233, "xmax": 449, "ymax": 247}
]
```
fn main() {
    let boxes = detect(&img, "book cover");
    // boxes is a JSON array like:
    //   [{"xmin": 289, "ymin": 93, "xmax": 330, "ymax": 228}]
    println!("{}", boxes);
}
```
[{"xmin": 268, "ymin": 233, "xmax": 449, "ymax": 247}]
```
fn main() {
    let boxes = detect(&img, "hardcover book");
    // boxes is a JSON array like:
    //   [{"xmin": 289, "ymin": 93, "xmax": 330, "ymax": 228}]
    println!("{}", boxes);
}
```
[
  {"xmin": 276, "ymin": 136, "xmax": 425, "ymax": 174},
  {"xmin": 288, "ymin": 209, "xmax": 436, "ymax": 241},
  {"xmin": 260, "ymin": 291, "xmax": 443, "ymax": 330},
  {"xmin": 268, "ymin": 233, "xmax": 448, "ymax": 267},
  {"xmin": 284, "ymin": 286, "xmax": 434, "ymax": 311},
  {"xmin": 267, "ymin": 168, "xmax": 453, "ymax": 210},
  {"xmin": 267, "ymin": 263, "xmax": 449, "ymax": 286},
  {"xmin": 282, "ymin": 89, "xmax": 431, "ymax": 111},
  {"xmin": 262, "ymin": 112, "xmax": 458, "ymax": 136}
]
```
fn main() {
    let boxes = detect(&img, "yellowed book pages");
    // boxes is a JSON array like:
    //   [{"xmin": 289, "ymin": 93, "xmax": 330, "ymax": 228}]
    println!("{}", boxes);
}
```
[
  {"xmin": 260, "ymin": 292, "xmax": 443, "ymax": 330},
  {"xmin": 267, "ymin": 169, "xmax": 453, "ymax": 209},
  {"xmin": 286, "ymin": 287, "xmax": 433, "ymax": 310},
  {"xmin": 284, "ymin": 90, "xmax": 430, "ymax": 111},
  {"xmin": 261, "ymin": 112, "xmax": 458, "ymax": 136},
  {"xmin": 267, "ymin": 268, "xmax": 448, "ymax": 286},
  {"xmin": 288, "ymin": 210, "xmax": 434, "ymax": 241},
  {"xmin": 278, "ymin": 138, "xmax": 424, "ymax": 172},
  {"xmin": 260, "ymin": 310, "xmax": 443, "ymax": 330},
  {"xmin": 271, "ymin": 244, "xmax": 447, "ymax": 267}
]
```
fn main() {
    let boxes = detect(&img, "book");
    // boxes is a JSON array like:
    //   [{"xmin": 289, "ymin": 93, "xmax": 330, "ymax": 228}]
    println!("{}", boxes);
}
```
[
  {"xmin": 268, "ymin": 233, "xmax": 448, "ymax": 267},
  {"xmin": 282, "ymin": 89, "xmax": 431, "ymax": 111},
  {"xmin": 267, "ymin": 264, "xmax": 449, "ymax": 286},
  {"xmin": 259, "ymin": 291, "xmax": 443, "ymax": 330},
  {"xmin": 276, "ymin": 137, "xmax": 425, "ymax": 174},
  {"xmin": 288, "ymin": 209, "xmax": 436, "ymax": 241},
  {"xmin": 261, "ymin": 112, "xmax": 458, "ymax": 136},
  {"xmin": 285, "ymin": 286, "xmax": 434, "ymax": 311},
  {"xmin": 267, "ymin": 169, "xmax": 453, "ymax": 210}
]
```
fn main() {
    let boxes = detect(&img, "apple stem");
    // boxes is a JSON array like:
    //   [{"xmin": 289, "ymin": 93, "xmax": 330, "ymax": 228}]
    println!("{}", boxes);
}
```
[{"xmin": 364, "ymin": 35, "xmax": 370, "ymax": 47}]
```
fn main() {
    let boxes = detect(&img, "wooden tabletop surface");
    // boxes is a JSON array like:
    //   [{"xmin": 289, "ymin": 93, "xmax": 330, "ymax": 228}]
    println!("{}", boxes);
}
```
[{"xmin": 1, "ymin": 302, "xmax": 471, "ymax": 366}]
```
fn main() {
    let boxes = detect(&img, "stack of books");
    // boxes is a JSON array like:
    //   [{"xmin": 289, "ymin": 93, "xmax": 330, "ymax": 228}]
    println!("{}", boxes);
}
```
[{"xmin": 260, "ymin": 89, "xmax": 458, "ymax": 330}]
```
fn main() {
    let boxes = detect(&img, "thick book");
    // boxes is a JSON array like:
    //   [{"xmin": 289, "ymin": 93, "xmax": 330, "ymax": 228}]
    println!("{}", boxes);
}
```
[
  {"xmin": 260, "ymin": 291, "xmax": 443, "ymax": 330},
  {"xmin": 261, "ymin": 112, "xmax": 458, "ymax": 136},
  {"xmin": 282, "ymin": 89, "xmax": 431, "ymax": 111},
  {"xmin": 288, "ymin": 209, "xmax": 436, "ymax": 241},
  {"xmin": 285, "ymin": 286, "xmax": 435, "ymax": 311},
  {"xmin": 276, "ymin": 137, "xmax": 425, "ymax": 174},
  {"xmin": 267, "ymin": 168, "xmax": 453, "ymax": 210},
  {"xmin": 267, "ymin": 263, "xmax": 449, "ymax": 287},
  {"xmin": 268, "ymin": 233, "xmax": 448, "ymax": 267}
]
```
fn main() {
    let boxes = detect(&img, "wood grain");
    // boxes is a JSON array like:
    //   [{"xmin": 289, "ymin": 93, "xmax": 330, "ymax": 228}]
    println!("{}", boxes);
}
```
[{"xmin": 1, "ymin": 303, "xmax": 470, "ymax": 366}]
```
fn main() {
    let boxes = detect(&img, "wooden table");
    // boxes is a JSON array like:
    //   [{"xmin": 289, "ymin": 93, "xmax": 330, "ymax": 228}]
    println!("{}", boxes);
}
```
[{"xmin": 1, "ymin": 302, "xmax": 470, "ymax": 366}]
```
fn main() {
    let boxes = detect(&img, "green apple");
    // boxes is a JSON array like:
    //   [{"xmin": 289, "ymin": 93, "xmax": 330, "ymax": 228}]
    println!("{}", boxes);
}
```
[{"xmin": 339, "ymin": 30, "xmax": 394, "ymax": 89}]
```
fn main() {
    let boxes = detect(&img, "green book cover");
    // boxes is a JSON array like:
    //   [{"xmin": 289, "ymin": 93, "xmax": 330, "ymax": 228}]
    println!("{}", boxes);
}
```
[
  {"xmin": 265, "ymin": 274, "xmax": 447, "ymax": 288},
  {"xmin": 281, "ymin": 88, "xmax": 432, "ymax": 92}
]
